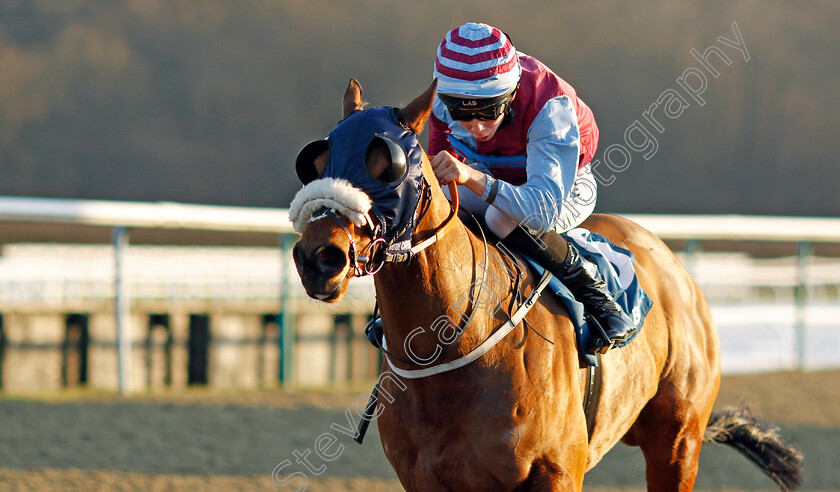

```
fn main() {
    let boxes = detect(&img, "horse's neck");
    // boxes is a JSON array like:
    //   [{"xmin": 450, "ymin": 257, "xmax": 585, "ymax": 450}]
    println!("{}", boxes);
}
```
[
  {"xmin": 374, "ymin": 194, "xmax": 517, "ymax": 361},
  {"xmin": 374, "ymin": 226, "xmax": 474, "ymax": 359}
]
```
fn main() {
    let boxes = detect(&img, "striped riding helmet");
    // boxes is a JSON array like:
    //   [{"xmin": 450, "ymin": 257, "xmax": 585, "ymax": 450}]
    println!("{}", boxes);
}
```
[{"xmin": 433, "ymin": 22, "xmax": 521, "ymax": 98}]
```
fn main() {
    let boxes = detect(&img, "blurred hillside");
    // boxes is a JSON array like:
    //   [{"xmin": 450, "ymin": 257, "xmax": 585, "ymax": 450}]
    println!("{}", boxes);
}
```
[{"xmin": 0, "ymin": 0, "xmax": 837, "ymax": 216}]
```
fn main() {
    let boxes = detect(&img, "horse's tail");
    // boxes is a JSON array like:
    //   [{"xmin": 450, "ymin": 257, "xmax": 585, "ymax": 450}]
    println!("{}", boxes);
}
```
[{"xmin": 704, "ymin": 406, "xmax": 803, "ymax": 491}]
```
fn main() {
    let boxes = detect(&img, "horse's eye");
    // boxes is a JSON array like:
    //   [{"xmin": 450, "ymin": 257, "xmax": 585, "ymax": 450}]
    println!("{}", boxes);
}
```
[
  {"xmin": 295, "ymin": 139, "xmax": 329, "ymax": 184},
  {"xmin": 366, "ymin": 135, "xmax": 407, "ymax": 186}
]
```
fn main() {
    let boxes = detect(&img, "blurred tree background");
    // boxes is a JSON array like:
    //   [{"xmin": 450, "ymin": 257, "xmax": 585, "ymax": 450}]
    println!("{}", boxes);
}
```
[{"xmin": 0, "ymin": 0, "xmax": 837, "ymax": 216}]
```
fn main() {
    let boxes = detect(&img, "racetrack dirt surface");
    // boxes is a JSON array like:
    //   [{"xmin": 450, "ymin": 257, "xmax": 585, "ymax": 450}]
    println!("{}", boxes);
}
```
[{"xmin": 1, "ymin": 370, "xmax": 838, "ymax": 491}]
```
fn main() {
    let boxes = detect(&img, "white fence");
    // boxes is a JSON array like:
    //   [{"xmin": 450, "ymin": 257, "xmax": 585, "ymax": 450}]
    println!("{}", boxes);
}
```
[
  {"xmin": 1, "ymin": 196, "xmax": 839, "ymax": 388},
  {"xmin": 0, "ymin": 196, "xmax": 293, "ymax": 233}
]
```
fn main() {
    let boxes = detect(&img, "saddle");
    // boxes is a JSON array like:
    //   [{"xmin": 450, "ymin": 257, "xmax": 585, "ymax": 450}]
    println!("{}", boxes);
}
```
[
  {"xmin": 518, "ymin": 227, "xmax": 652, "ymax": 366},
  {"xmin": 360, "ymin": 227, "xmax": 651, "ymax": 442},
  {"xmin": 366, "ymin": 227, "xmax": 652, "ymax": 366}
]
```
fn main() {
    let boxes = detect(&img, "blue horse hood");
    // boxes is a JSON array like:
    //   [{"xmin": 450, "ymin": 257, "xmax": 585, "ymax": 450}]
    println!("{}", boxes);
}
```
[{"xmin": 319, "ymin": 106, "xmax": 427, "ymax": 247}]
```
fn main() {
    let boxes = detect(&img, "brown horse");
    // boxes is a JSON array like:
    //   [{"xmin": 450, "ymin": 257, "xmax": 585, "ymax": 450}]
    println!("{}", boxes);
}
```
[{"xmin": 291, "ymin": 79, "xmax": 802, "ymax": 491}]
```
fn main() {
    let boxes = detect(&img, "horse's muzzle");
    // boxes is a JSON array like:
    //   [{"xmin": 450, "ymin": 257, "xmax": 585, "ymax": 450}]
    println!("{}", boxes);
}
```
[{"xmin": 292, "ymin": 241, "xmax": 350, "ymax": 302}]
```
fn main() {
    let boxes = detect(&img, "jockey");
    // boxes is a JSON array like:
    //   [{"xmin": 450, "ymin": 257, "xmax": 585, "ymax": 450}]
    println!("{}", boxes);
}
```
[{"xmin": 429, "ymin": 22, "xmax": 635, "ymax": 353}]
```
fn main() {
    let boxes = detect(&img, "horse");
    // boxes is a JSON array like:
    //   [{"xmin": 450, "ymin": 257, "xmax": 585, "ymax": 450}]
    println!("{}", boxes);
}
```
[{"xmin": 289, "ymin": 78, "xmax": 802, "ymax": 491}]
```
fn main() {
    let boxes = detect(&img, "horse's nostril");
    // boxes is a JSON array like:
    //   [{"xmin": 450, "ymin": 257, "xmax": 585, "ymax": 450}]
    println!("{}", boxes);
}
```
[
  {"xmin": 293, "ymin": 243, "xmax": 304, "ymax": 265},
  {"xmin": 314, "ymin": 244, "xmax": 348, "ymax": 274}
]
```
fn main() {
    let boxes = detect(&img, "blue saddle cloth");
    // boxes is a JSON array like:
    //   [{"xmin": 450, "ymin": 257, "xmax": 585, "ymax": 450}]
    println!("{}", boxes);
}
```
[{"xmin": 517, "ymin": 228, "xmax": 653, "ymax": 366}]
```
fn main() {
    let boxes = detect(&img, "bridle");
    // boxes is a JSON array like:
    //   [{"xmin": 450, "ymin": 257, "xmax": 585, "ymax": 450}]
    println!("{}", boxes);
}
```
[{"xmin": 319, "ymin": 178, "xmax": 460, "ymax": 278}]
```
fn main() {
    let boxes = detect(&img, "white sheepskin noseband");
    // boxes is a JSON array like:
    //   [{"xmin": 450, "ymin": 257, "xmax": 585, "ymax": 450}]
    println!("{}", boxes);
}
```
[{"xmin": 288, "ymin": 177, "xmax": 373, "ymax": 233}]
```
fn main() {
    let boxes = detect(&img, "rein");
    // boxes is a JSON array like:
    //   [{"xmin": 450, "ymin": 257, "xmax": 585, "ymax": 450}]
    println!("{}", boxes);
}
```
[
  {"xmin": 356, "ymin": 180, "xmax": 550, "ymax": 378},
  {"xmin": 354, "ymin": 217, "xmax": 551, "ymax": 442},
  {"xmin": 377, "ymin": 208, "xmax": 491, "ymax": 366},
  {"xmin": 324, "ymin": 179, "xmax": 460, "ymax": 276},
  {"xmin": 383, "ymin": 269, "xmax": 553, "ymax": 379},
  {"xmin": 325, "ymin": 177, "xmax": 551, "ymax": 380},
  {"xmin": 381, "ymin": 180, "xmax": 460, "ymax": 265}
]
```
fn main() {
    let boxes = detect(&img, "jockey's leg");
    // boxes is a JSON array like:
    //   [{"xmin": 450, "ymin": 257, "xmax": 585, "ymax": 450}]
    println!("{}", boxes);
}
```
[{"xmin": 501, "ymin": 226, "xmax": 636, "ymax": 353}]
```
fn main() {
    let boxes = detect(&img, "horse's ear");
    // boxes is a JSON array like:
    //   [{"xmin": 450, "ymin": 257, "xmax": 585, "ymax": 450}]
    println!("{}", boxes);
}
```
[
  {"xmin": 342, "ymin": 78, "xmax": 364, "ymax": 119},
  {"xmin": 398, "ymin": 79, "xmax": 437, "ymax": 134}
]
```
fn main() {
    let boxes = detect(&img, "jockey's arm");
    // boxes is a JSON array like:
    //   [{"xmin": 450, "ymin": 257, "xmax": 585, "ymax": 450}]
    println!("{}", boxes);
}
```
[{"xmin": 484, "ymin": 96, "xmax": 582, "ymax": 234}]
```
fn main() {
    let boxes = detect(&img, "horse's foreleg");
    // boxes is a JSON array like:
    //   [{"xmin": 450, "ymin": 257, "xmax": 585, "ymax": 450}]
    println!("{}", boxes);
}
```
[{"xmin": 624, "ymin": 383, "xmax": 705, "ymax": 492}]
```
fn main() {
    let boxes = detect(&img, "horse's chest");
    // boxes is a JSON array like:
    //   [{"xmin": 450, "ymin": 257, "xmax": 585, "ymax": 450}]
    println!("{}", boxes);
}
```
[{"xmin": 383, "ymin": 402, "xmax": 532, "ymax": 489}]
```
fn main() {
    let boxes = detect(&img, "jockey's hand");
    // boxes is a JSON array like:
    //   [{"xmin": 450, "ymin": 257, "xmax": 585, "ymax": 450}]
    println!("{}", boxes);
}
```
[
  {"xmin": 431, "ymin": 151, "xmax": 487, "ymax": 197},
  {"xmin": 431, "ymin": 151, "xmax": 470, "ymax": 185}
]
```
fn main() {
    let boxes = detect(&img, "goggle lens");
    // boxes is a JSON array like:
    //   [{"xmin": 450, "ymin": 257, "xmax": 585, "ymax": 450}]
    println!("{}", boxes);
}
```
[
  {"xmin": 447, "ymin": 103, "xmax": 506, "ymax": 121},
  {"xmin": 438, "ymin": 91, "xmax": 514, "ymax": 122}
]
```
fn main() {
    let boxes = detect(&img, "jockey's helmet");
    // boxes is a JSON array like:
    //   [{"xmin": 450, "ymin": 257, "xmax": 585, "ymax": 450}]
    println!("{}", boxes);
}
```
[{"xmin": 433, "ymin": 22, "xmax": 521, "ymax": 121}]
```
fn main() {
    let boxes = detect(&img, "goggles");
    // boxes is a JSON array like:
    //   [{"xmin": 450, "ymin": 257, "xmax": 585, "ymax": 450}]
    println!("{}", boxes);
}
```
[{"xmin": 438, "ymin": 87, "xmax": 516, "ymax": 122}]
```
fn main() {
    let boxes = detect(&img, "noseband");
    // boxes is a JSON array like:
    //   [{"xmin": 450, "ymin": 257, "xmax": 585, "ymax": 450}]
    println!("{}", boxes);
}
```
[
  {"xmin": 313, "ymin": 207, "xmax": 386, "ymax": 276},
  {"xmin": 318, "ymin": 180, "xmax": 460, "ymax": 277}
]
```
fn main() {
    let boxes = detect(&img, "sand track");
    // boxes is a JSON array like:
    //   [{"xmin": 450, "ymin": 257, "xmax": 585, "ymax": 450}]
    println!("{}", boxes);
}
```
[{"xmin": 1, "ymin": 370, "xmax": 837, "ymax": 491}]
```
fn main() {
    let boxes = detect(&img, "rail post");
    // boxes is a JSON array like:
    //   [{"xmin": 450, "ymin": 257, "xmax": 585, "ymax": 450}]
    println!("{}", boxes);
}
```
[
  {"xmin": 112, "ymin": 226, "xmax": 132, "ymax": 395},
  {"xmin": 684, "ymin": 238, "xmax": 702, "ymax": 277},
  {"xmin": 794, "ymin": 241, "xmax": 812, "ymax": 370},
  {"xmin": 279, "ymin": 233, "xmax": 296, "ymax": 387}
]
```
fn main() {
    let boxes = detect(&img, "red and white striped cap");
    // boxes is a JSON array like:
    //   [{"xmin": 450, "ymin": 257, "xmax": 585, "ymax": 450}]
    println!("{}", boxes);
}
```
[{"xmin": 433, "ymin": 22, "xmax": 521, "ymax": 98}]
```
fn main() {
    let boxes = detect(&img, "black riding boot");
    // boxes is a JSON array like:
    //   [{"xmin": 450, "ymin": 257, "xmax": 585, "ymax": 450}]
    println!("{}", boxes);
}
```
[{"xmin": 504, "ymin": 226, "xmax": 637, "ymax": 353}]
